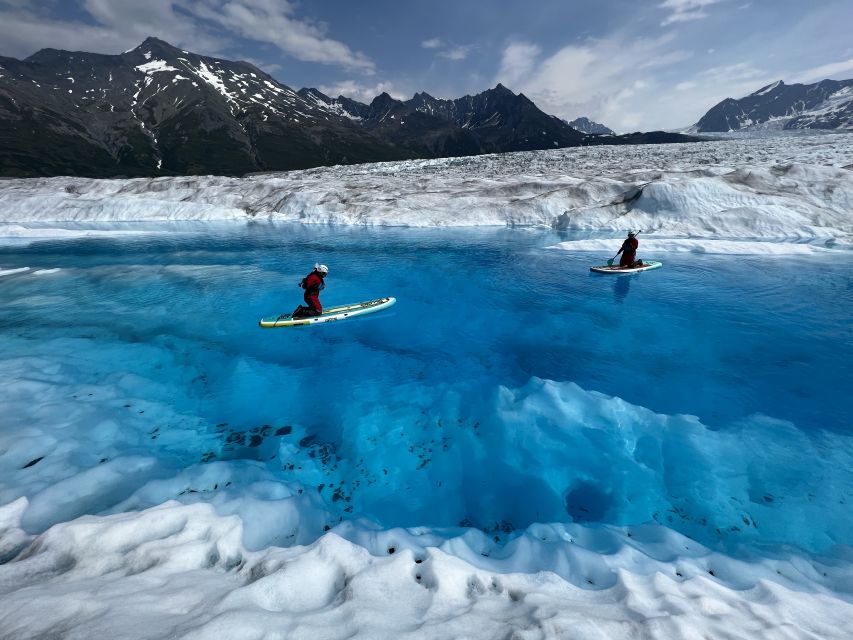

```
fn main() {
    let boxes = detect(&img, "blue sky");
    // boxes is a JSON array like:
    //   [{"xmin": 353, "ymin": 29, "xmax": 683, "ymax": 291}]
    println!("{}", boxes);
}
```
[{"xmin": 1, "ymin": 0, "xmax": 852, "ymax": 131}]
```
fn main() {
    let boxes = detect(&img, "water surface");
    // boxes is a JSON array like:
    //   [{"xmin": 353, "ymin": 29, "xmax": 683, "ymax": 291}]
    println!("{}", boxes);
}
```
[{"xmin": 1, "ymin": 223, "xmax": 850, "ymax": 552}]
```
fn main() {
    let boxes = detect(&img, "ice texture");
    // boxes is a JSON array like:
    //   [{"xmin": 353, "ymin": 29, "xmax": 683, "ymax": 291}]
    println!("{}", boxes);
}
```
[
  {"xmin": 1, "ymin": 135, "xmax": 852, "ymax": 247},
  {"xmin": 1, "ymin": 500, "xmax": 852, "ymax": 639}
]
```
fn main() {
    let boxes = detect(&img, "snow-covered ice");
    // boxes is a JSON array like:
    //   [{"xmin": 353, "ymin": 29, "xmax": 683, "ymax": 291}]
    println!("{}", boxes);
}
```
[
  {"xmin": 549, "ymin": 238, "xmax": 846, "ymax": 255},
  {"xmin": 1, "ymin": 499, "xmax": 852, "ymax": 640},
  {"xmin": 0, "ymin": 266, "xmax": 29, "ymax": 277},
  {"xmin": 0, "ymin": 224, "xmax": 172, "ymax": 245},
  {"xmin": 0, "ymin": 134, "xmax": 851, "ymax": 248}
]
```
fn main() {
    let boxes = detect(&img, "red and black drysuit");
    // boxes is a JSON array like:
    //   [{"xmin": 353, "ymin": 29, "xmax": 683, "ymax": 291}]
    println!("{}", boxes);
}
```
[
  {"xmin": 295, "ymin": 271, "xmax": 325, "ymax": 317},
  {"xmin": 618, "ymin": 236, "xmax": 639, "ymax": 267}
]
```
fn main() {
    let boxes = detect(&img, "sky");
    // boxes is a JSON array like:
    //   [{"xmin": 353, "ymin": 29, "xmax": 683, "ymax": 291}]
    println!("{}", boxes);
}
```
[{"xmin": 1, "ymin": 0, "xmax": 852, "ymax": 131}]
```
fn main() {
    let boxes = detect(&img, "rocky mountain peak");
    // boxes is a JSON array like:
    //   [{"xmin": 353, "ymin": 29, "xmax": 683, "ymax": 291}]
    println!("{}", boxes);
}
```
[
  {"xmin": 568, "ymin": 117, "xmax": 615, "ymax": 135},
  {"xmin": 370, "ymin": 92, "xmax": 403, "ymax": 112},
  {"xmin": 695, "ymin": 76, "xmax": 853, "ymax": 132}
]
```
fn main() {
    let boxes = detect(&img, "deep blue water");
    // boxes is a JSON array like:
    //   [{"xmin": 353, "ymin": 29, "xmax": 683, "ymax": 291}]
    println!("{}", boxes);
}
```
[{"xmin": 1, "ymin": 223, "xmax": 851, "ymax": 552}]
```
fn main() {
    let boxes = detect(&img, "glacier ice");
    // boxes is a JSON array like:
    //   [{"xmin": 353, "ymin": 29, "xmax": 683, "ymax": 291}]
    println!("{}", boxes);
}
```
[
  {"xmin": 0, "ymin": 135, "xmax": 851, "ymax": 248},
  {"xmin": 1, "ymin": 134, "xmax": 852, "ymax": 638}
]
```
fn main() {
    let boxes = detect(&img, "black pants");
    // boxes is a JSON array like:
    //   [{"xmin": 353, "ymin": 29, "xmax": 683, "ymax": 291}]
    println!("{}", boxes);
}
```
[{"xmin": 292, "ymin": 305, "xmax": 321, "ymax": 319}]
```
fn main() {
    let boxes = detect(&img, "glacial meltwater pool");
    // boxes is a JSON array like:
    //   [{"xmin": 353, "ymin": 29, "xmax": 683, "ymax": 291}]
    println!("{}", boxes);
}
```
[{"xmin": 0, "ymin": 223, "xmax": 851, "ymax": 554}]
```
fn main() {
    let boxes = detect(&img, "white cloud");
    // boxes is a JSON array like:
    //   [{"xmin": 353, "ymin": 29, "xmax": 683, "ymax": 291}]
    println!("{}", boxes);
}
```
[
  {"xmin": 658, "ymin": 0, "xmax": 725, "ymax": 26},
  {"xmin": 0, "ymin": 1, "xmax": 220, "ymax": 57},
  {"xmin": 438, "ymin": 45, "xmax": 473, "ymax": 61},
  {"xmin": 422, "ymin": 38, "xmax": 474, "ymax": 61},
  {"xmin": 0, "ymin": 0, "xmax": 373, "ymax": 73},
  {"xmin": 185, "ymin": 0, "xmax": 374, "ymax": 71},
  {"xmin": 318, "ymin": 80, "xmax": 404, "ymax": 104},
  {"xmin": 637, "ymin": 49, "xmax": 694, "ymax": 69},
  {"xmin": 496, "ymin": 36, "xmax": 692, "ymax": 131},
  {"xmin": 695, "ymin": 61, "xmax": 766, "ymax": 85},
  {"xmin": 790, "ymin": 58, "xmax": 853, "ymax": 83},
  {"xmin": 496, "ymin": 42, "xmax": 542, "ymax": 88},
  {"xmin": 493, "ymin": 34, "xmax": 775, "ymax": 131}
]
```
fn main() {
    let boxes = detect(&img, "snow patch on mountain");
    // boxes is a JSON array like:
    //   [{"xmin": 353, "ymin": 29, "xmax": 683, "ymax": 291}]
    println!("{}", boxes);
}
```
[
  {"xmin": 135, "ymin": 60, "xmax": 179, "ymax": 74},
  {"xmin": 695, "ymin": 78, "xmax": 853, "ymax": 132}
]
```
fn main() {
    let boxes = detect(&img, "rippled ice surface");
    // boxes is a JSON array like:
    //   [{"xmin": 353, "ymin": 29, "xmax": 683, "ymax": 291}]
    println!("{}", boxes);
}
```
[{"xmin": 1, "ymin": 223, "xmax": 851, "ymax": 553}]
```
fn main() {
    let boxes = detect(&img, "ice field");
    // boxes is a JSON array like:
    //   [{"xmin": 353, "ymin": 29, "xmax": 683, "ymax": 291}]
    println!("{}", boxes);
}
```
[
  {"xmin": 1, "ymin": 134, "xmax": 852, "ymax": 245},
  {"xmin": 1, "ymin": 135, "xmax": 852, "ymax": 639}
]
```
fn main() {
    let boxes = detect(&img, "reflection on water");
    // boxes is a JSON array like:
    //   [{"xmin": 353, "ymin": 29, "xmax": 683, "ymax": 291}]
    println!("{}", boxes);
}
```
[{"xmin": 614, "ymin": 275, "xmax": 631, "ymax": 304}]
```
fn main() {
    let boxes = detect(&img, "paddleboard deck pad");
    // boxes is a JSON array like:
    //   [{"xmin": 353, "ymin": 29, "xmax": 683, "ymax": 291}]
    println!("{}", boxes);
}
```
[
  {"xmin": 590, "ymin": 261, "xmax": 662, "ymax": 274},
  {"xmin": 259, "ymin": 297, "xmax": 396, "ymax": 327}
]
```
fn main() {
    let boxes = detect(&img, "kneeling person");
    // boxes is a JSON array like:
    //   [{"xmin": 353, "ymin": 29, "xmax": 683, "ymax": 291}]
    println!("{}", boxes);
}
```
[
  {"xmin": 616, "ymin": 231, "xmax": 642, "ymax": 268},
  {"xmin": 292, "ymin": 263, "xmax": 328, "ymax": 318}
]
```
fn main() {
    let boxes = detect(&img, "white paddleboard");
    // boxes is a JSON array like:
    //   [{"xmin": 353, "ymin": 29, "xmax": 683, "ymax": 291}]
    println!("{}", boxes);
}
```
[
  {"xmin": 259, "ymin": 297, "xmax": 396, "ymax": 328},
  {"xmin": 590, "ymin": 261, "xmax": 662, "ymax": 274}
]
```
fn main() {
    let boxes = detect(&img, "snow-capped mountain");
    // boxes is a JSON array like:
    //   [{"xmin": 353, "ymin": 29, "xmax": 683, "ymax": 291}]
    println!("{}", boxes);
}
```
[
  {"xmin": 568, "ymin": 117, "xmax": 615, "ymax": 135},
  {"xmin": 0, "ymin": 37, "xmax": 411, "ymax": 177},
  {"xmin": 0, "ymin": 37, "xmax": 700, "ymax": 178},
  {"xmin": 299, "ymin": 84, "xmax": 588, "ymax": 155},
  {"xmin": 299, "ymin": 85, "xmax": 695, "ymax": 156},
  {"xmin": 693, "ymin": 78, "xmax": 853, "ymax": 132}
]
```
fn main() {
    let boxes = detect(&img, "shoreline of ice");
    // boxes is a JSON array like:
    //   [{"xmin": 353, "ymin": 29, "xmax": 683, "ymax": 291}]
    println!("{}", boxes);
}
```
[
  {"xmin": 1, "ymin": 135, "xmax": 851, "ymax": 250},
  {"xmin": 548, "ymin": 237, "xmax": 851, "ymax": 255}
]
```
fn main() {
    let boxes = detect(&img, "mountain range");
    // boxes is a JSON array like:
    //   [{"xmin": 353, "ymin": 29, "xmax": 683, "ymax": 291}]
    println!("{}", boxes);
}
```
[
  {"xmin": 692, "ymin": 78, "xmax": 853, "ymax": 132},
  {"xmin": 0, "ymin": 37, "xmax": 698, "ymax": 178}
]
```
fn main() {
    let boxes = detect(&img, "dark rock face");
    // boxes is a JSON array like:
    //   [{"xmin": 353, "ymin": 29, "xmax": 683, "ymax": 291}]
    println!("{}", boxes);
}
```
[
  {"xmin": 0, "ymin": 37, "xmax": 702, "ymax": 178},
  {"xmin": 568, "ymin": 117, "xmax": 615, "ymax": 135},
  {"xmin": 406, "ymin": 84, "xmax": 588, "ymax": 152},
  {"xmin": 695, "ymin": 79, "xmax": 853, "ymax": 132}
]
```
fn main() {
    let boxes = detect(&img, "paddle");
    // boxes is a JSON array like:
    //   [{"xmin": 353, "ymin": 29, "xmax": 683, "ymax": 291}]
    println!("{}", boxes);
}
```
[{"xmin": 607, "ymin": 230, "xmax": 642, "ymax": 266}]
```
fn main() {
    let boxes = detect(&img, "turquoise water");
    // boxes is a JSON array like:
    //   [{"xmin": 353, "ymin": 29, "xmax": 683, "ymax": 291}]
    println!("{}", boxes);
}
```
[{"xmin": 1, "ymin": 223, "xmax": 851, "ymax": 552}]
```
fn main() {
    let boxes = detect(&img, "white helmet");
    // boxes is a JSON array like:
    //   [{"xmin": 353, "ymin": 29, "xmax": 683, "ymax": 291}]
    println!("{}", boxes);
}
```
[{"xmin": 314, "ymin": 263, "xmax": 329, "ymax": 274}]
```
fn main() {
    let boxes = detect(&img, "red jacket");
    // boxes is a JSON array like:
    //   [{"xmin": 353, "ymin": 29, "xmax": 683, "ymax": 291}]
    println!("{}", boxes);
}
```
[
  {"xmin": 619, "ymin": 237, "xmax": 638, "ymax": 267},
  {"xmin": 301, "ymin": 272, "xmax": 325, "ymax": 312}
]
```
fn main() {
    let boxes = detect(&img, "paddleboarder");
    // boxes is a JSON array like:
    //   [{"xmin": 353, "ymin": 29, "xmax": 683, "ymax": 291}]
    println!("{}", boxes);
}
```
[
  {"xmin": 293, "ymin": 263, "xmax": 328, "ymax": 318},
  {"xmin": 615, "ymin": 231, "xmax": 642, "ymax": 268}
]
